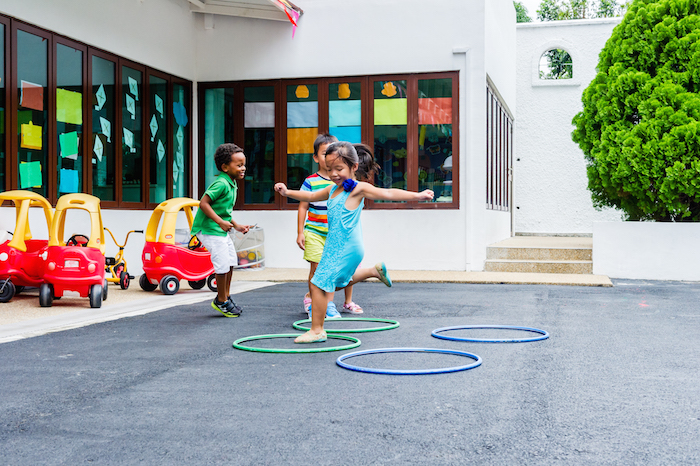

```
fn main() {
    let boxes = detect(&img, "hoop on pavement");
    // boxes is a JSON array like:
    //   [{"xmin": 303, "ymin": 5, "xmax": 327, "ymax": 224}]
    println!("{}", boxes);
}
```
[
  {"xmin": 431, "ymin": 325, "xmax": 549, "ymax": 343},
  {"xmin": 293, "ymin": 317, "xmax": 399, "ymax": 333},
  {"xmin": 233, "ymin": 334, "xmax": 360, "ymax": 353},
  {"xmin": 336, "ymin": 347, "xmax": 482, "ymax": 375}
]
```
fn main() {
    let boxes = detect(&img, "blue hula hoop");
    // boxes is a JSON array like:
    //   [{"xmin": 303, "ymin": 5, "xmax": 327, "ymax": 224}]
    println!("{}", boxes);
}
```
[
  {"xmin": 336, "ymin": 347, "xmax": 482, "ymax": 375},
  {"xmin": 431, "ymin": 325, "xmax": 549, "ymax": 343}
]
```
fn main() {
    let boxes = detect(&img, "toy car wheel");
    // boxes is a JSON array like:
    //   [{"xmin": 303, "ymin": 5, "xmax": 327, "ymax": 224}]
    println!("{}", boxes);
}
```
[
  {"xmin": 139, "ymin": 274, "xmax": 158, "ymax": 292},
  {"xmin": 188, "ymin": 279, "xmax": 206, "ymax": 290},
  {"xmin": 0, "ymin": 279, "xmax": 16, "ymax": 303},
  {"xmin": 39, "ymin": 283, "xmax": 54, "ymax": 308},
  {"xmin": 102, "ymin": 279, "xmax": 109, "ymax": 301},
  {"xmin": 207, "ymin": 274, "xmax": 218, "ymax": 293},
  {"xmin": 120, "ymin": 271, "xmax": 130, "ymax": 289},
  {"xmin": 15, "ymin": 285, "xmax": 25, "ymax": 295},
  {"xmin": 89, "ymin": 284, "xmax": 103, "ymax": 308},
  {"xmin": 160, "ymin": 275, "xmax": 180, "ymax": 295}
]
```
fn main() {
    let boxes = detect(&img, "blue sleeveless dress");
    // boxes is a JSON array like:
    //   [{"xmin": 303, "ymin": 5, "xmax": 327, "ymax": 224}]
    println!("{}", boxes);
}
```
[{"xmin": 311, "ymin": 185, "xmax": 364, "ymax": 292}]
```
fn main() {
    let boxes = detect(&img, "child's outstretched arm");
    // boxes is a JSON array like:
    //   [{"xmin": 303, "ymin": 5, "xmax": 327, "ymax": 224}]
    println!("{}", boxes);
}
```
[
  {"xmin": 297, "ymin": 201, "xmax": 309, "ymax": 250},
  {"xmin": 356, "ymin": 182, "xmax": 434, "ymax": 202},
  {"xmin": 275, "ymin": 183, "xmax": 332, "ymax": 203}
]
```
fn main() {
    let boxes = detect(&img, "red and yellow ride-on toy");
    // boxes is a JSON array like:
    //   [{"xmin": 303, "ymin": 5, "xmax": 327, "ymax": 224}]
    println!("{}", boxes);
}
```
[
  {"xmin": 140, "ymin": 197, "xmax": 217, "ymax": 295},
  {"xmin": 40, "ymin": 193, "xmax": 108, "ymax": 308},
  {"xmin": 0, "ymin": 191, "xmax": 54, "ymax": 303}
]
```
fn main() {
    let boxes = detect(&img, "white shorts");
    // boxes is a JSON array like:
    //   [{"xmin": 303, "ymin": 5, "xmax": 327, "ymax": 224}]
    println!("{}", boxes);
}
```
[{"xmin": 196, "ymin": 232, "xmax": 238, "ymax": 274}]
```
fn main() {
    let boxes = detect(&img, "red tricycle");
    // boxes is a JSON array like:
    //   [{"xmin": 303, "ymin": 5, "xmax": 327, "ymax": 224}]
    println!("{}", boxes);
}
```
[
  {"xmin": 40, "ymin": 193, "xmax": 108, "ymax": 308},
  {"xmin": 140, "ymin": 197, "xmax": 217, "ymax": 295},
  {"xmin": 0, "ymin": 190, "xmax": 54, "ymax": 303}
]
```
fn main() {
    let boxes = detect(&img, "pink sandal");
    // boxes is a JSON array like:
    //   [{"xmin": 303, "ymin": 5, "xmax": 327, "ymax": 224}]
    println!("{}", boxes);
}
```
[
  {"xmin": 303, "ymin": 296, "xmax": 312, "ymax": 314},
  {"xmin": 342, "ymin": 302, "xmax": 364, "ymax": 314}
]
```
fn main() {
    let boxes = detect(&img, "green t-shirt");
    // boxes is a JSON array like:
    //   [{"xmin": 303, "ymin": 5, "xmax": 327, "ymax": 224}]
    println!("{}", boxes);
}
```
[{"xmin": 191, "ymin": 173, "xmax": 238, "ymax": 237}]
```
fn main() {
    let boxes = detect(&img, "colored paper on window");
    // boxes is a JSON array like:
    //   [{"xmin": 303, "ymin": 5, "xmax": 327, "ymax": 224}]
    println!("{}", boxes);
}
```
[
  {"xmin": 244, "ymin": 102, "xmax": 274, "ymax": 128},
  {"xmin": 128, "ymin": 77, "xmax": 138, "ymax": 100},
  {"xmin": 94, "ymin": 84, "xmax": 106, "ymax": 111},
  {"xmin": 126, "ymin": 94, "xmax": 136, "ymax": 119},
  {"xmin": 155, "ymin": 94, "xmax": 164, "ymax": 118},
  {"xmin": 19, "ymin": 161, "xmax": 42, "ymax": 189},
  {"xmin": 99, "ymin": 117, "xmax": 111, "ymax": 142},
  {"xmin": 20, "ymin": 122, "xmax": 42, "ymax": 150},
  {"xmin": 287, "ymin": 127, "xmax": 317, "ymax": 154},
  {"xmin": 172, "ymin": 161, "xmax": 179, "ymax": 182},
  {"xmin": 59, "ymin": 168, "xmax": 79, "ymax": 193},
  {"xmin": 374, "ymin": 99, "xmax": 407, "ymax": 126},
  {"xmin": 176, "ymin": 125, "xmax": 184, "ymax": 150},
  {"xmin": 56, "ymin": 89, "xmax": 83, "ymax": 125},
  {"xmin": 150, "ymin": 114, "xmax": 158, "ymax": 141},
  {"xmin": 157, "ymin": 139, "xmax": 165, "ymax": 162},
  {"xmin": 93, "ymin": 134, "xmax": 104, "ymax": 162},
  {"xmin": 329, "ymin": 126, "xmax": 361, "ymax": 144},
  {"xmin": 123, "ymin": 128, "xmax": 135, "ymax": 152},
  {"xmin": 287, "ymin": 101, "xmax": 318, "ymax": 128},
  {"xmin": 418, "ymin": 98, "xmax": 452, "ymax": 125},
  {"xmin": 175, "ymin": 149, "xmax": 184, "ymax": 169},
  {"xmin": 329, "ymin": 100, "xmax": 361, "ymax": 127},
  {"xmin": 20, "ymin": 80, "xmax": 44, "ymax": 111},
  {"xmin": 59, "ymin": 131, "xmax": 79, "ymax": 160},
  {"xmin": 173, "ymin": 102, "xmax": 188, "ymax": 127}
]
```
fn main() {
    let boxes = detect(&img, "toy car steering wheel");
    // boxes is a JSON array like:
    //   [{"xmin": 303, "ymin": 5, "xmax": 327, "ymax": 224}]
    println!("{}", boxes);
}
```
[
  {"xmin": 187, "ymin": 235, "xmax": 202, "ymax": 250},
  {"xmin": 67, "ymin": 234, "xmax": 89, "ymax": 247}
]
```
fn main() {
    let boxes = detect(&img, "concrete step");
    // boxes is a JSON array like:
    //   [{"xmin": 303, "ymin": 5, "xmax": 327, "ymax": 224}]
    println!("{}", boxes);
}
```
[
  {"xmin": 484, "ymin": 259, "xmax": 593, "ymax": 274},
  {"xmin": 487, "ymin": 246, "xmax": 591, "ymax": 261}
]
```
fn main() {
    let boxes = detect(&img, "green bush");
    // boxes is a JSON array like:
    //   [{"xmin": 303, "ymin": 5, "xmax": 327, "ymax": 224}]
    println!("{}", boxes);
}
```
[{"xmin": 572, "ymin": 0, "xmax": 700, "ymax": 221}]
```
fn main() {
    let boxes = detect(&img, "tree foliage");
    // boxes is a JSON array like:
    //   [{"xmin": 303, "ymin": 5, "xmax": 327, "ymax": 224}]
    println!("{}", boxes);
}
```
[
  {"xmin": 514, "ymin": 1, "xmax": 534, "ymax": 22},
  {"xmin": 572, "ymin": 0, "xmax": 700, "ymax": 221},
  {"xmin": 537, "ymin": 0, "xmax": 628, "ymax": 20}
]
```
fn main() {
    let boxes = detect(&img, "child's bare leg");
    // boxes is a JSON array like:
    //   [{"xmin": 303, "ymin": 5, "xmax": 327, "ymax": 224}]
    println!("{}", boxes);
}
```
[
  {"xmin": 306, "ymin": 262, "xmax": 318, "ymax": 298},
  {"xmin": 347, "ymin": 265, "xmax": 382, "ymax": 287},
  {"xmin": 216, "ymin": 272, "xmax": 229, "ymax": 302},
  {"xmin": 309, "ymin": 284, "xmax": 328, "ymax": 333}
]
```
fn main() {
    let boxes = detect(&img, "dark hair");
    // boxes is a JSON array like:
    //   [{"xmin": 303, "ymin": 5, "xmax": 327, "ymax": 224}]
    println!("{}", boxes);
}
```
[
  {"xmin": 354, "ymin": 143, "xmax": 380, "ymax": 183},
  {"xmin": 313, "ymin": 133, "xmax": 338, "ymax": 157},
  {"xmin": 214, "ymin": 143, "xmax": 243, "ymax": 171},
  {"xmin": 325, "ymin": 141, "xmax": 358, "ymax": 170}
]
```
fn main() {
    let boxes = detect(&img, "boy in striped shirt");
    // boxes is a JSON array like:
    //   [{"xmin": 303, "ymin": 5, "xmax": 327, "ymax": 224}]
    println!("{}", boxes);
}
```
[{"xmin": 297, "ymin": 134, "xmax": 363, "ymax": 317}]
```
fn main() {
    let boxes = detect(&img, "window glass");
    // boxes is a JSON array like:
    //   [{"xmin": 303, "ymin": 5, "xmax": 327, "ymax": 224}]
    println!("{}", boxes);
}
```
[
  {"xmin": 203, "ymin": 87, "xmax": 234, "ymax": 189},
  {"xmin": 17, "ymin": 30, "xmax": 48, "ymax": 197},
  {"xmin": 243, "ymin": 86, "xmax": 275, "ymax": 204},
  {"xmin": 92, "ymin": 56, "xmax": 115, "ymax": 201},
  {"xmin": 286, "ymin": 83, "xmax": 318, "ymax": 200},
  {"xmin": 149, "ymin": 75, "xmax": 167, "ymax": 204},
  {"xmin": 418, "ymin": 78, "xmax": 453, "ymax": 203},
  {"xmin": 0, "ymin": 24, "xmax": 4, "ymax": 192},
  {"xmin": 329, "ymin": 82, "xmax": 362, "ymax": 144},
  {"xmin": 373, "ymin": 80, "xmax": 407, "ymax": 200},
  {"xmin": 172, "ymin": 82, "xmax": 189, "ymax": 198},
  {"xmin": 122, "ymin": 66, "xmax": 142, "ymax": 202},
  {"xmin": 56, "ymin": 44, "xmax": 83, "ymax": 197},
  {"xmin": 539, "ymin": 49, "xmax": 573, "ymax": 79}
]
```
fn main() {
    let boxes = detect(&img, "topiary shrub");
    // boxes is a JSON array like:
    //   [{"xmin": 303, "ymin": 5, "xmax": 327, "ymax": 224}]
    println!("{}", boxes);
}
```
[{"xmin": 572, "ymin": 0, "xmax": 700, "ymax": 221}]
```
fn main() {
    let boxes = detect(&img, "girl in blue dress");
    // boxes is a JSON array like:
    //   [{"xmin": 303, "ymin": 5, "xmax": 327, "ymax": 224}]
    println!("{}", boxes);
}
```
[{"xmin": 274, "ymin": 142, "xmax": 434, "ymax": 343}]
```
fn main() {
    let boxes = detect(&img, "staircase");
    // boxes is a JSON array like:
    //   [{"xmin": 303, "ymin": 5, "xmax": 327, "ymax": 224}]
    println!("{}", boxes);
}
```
[{"xmin": 484, "ymin": 236, "xmax": 593, "ymax": 274}]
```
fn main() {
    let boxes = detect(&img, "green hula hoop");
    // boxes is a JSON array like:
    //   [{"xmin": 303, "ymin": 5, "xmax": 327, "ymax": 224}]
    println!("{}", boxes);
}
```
[
  {"xmin": 232, "ymin": 334, "xmax": 361, "ymax": 353},
  {"xmin": 292, "ymin": 317, "xmax": 400, "ymax": 333}
]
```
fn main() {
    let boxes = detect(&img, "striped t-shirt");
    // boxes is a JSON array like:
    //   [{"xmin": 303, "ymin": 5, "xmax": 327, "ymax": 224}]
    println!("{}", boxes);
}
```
[{"xmin": 301, "ymin": 173, "xmax": 334, "ymax": 238}]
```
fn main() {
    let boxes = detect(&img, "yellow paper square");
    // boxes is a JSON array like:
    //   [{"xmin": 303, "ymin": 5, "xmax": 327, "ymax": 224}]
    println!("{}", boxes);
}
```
[
  {"xmin": 374, "ymin": 99, "xmax": 407, "ymax": 126},
  {"xmin": 20, "ymin": 122, "xmax": 43, "ymax": 150},
  {"xmin": 287, "ymin": 127, "xmax": 318, "ymax": 154},
  {"xmin": 56, "ymin": 88, "xmax": 83, "ymax": 125}
]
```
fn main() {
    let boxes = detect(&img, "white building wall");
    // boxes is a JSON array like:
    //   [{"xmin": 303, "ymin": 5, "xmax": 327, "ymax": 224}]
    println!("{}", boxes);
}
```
[{"xmin": 514, "ymin": 18, "xmax": 623, "ymax": 235}]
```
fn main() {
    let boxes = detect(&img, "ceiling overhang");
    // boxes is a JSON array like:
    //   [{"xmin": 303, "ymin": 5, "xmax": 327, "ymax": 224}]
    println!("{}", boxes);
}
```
[{"xmin": 188, "ymin": 0, "xmax": 303, "ymax": 23}]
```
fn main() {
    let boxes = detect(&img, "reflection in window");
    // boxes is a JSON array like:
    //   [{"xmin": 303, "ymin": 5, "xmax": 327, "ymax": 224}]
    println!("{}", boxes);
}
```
[
  {"xmin": 374, "ymin": 80, "xmax": 408, "ymax": 202},
  {"xmin": 122, "ymin": 66, "xmax": 142, "ymax": 203},
  {"xmin": 243, "ymin": 86, "xmax": 275, "ymax": 204},
  {"xmin": 17, "ymin": 30, "xmax": 48, "ymax": 197},
  {"xmin": 418, "ymin": 79, "xmax": 453, "ymax": 203},
  {"xmin": 286, "ymin": 83, "xmax": 318, "ymax": 202},
  {"xmin": 172, "ymin": 83, "xmax": 189, "ymax": 198},
  {"xmin": 203, "ymin": 87, "xmax": 234, "ymax": 189},
  {"xmin": 92, "ymin": 56, "xmax": 115, "ymax": 201},
  {"xmin": 149, "ymin": 75, "xmax": 167, "ymax": 204},
  {"xmin": 539, "ymin": 49, "xmax": 573, "ymax": 79},
  {"xmin": 56, "ymin": 44, "xmax": 83, "ymax": 197}
]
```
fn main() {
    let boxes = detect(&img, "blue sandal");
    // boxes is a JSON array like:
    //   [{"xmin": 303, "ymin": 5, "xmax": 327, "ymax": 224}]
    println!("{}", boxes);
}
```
[{"xmin": 375, "ymin": 262, "xmax": 393, "ymax": 287}]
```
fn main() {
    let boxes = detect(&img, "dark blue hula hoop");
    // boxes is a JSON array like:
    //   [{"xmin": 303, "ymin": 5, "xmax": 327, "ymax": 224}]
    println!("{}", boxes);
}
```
[
  {"xmin": 431, "ymin": 325, "xmax": 549, "ymax": 343},
  {"xmin": 336, "ymin": 347, "xmax": 482, "ymax": 375}
]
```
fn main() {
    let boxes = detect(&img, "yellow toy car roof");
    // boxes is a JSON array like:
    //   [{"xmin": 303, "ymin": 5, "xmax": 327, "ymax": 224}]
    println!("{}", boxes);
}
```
[
  {"xmin": 49, "ymin": 193, "xmax": 105, "ymax": 253},
  {"xmin": 0, "ymin": 190, "xmax": 53, "ymax": 252},
  {"xmin": 145, "ymin": 197, "xmax": 199, "ymax": 245}
]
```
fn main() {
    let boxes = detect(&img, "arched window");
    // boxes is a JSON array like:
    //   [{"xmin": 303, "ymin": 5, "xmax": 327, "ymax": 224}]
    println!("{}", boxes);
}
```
[{"xmin": 539, "ymin": 49, "xmax": 573, "ymax": 80}]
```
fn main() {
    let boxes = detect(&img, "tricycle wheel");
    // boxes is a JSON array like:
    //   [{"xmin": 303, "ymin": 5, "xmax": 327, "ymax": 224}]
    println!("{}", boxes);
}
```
[
  {"xmin": 102, "ymin": 279, "xmax": 109, "ymax": 301},
  {"xmin": 160, "ymin": 275, "xmax": 180, "ymax": 295},
  {"xmin": 90, "ymin": 284, "xmax": 103, "ymax": 308},
  {"xmin": 207, "ymin": 274, "xmax": 218, "ymax": 293},
  {"xmin": 0, "ymin": 279, "xmax": 16, "ymax": 303},
  {"xmin": 139, "ymin": 274, "xmax": 158, "ymax": 292},
  {"xmin": 120, "ymin": 271, "xmax": 130, "ymax": 289},
  {"xmin": 188, "ymin": 279, "xmax": 206, "ymax": 290},
  {"xmin": 114, "ymin": 262, "xmax": 125, "ymax": 279},
  {"xmin": 39, "ymin": 283, "xmax": 54, "ymax": 307}
]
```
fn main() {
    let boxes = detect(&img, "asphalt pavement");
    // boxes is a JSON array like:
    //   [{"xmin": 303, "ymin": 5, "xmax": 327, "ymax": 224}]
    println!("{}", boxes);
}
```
[{"xmin": 1, "ymin": 280, "xmax": 698, "ymax": 465}]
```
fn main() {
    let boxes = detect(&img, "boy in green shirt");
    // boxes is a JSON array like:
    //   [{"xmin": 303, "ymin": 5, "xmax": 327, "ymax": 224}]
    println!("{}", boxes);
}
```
[{"xmin": 191, "ymin": 143, "xmax": 251, "ymax": 317}]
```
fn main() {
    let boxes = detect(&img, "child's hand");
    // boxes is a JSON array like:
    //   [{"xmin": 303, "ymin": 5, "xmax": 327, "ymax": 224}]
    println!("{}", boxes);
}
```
[
  {"xmin": 418, "ymin": 189, "xmax": 435, "ymax": 201},
  {"xmin": 218, "ymin": 220, "xmax": 234, "ymax": 232},
  {"xmin": 235, "ymin": 224, "xmax": 250, "ymax": 234},
  {"xmin": 274, "ymin": 183, "xmax": 288, "ymax": 196},
  {"xmin": 296, "ymin": 232, "xmax": 305, "ymax": 250}
]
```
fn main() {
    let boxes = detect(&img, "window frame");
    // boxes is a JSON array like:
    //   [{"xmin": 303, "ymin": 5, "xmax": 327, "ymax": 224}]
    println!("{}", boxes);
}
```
[
  {"xmin": 0, "ymin": 15, "xmax": 10, "ymax": 194},
  {"xmin": 145, "ymin": 69, "xmax": 173, "ymax": 210}
]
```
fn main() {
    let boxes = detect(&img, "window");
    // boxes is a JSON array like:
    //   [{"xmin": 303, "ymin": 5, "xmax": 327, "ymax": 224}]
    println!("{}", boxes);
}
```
[
  {"xmin": 539, "ymin": 48, "xmax": 573, "ymax": 80},
  {"xmin": 486, "ymin": 85, "xmax": 512, "ymax": 211},
  {"xmin": 0, "ymin": 13, "xmax": 192, "ymax": 206},
  {"xmin": 199, "ymin": 71, "xmax": 458, "ymax": 210}
]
